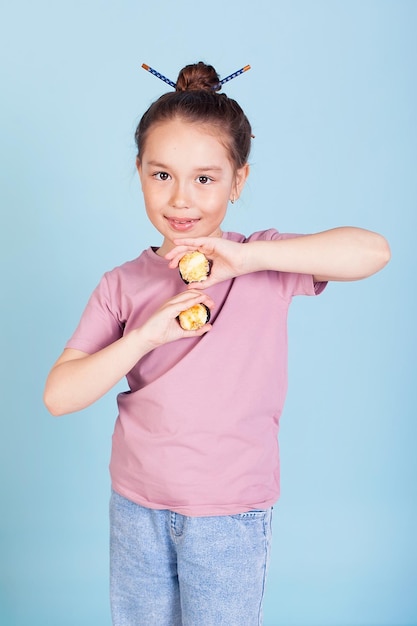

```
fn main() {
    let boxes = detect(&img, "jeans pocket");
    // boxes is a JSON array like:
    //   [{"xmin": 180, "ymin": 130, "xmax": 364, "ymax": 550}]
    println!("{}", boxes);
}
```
[{"xmin": 230, "ymin": 509, "xmax": 268, "ymax": 520}]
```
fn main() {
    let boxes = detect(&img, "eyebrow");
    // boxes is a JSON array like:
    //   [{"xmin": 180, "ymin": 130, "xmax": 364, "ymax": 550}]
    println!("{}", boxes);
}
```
[{"xmin": 145, "ymin": 160, "xmax": 223, "ymax": 172}]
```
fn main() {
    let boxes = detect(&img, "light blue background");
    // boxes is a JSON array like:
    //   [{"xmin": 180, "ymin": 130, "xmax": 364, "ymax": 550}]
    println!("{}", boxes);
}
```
[{"xmin": 1, "ymin": 1, "xmax": 415, "ymax": 625}]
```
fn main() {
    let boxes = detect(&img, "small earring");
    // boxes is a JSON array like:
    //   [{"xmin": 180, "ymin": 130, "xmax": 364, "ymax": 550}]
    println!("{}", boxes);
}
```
[{"xmin": 230, "ymin": 196, "xmax": 235, "ymax": 204}]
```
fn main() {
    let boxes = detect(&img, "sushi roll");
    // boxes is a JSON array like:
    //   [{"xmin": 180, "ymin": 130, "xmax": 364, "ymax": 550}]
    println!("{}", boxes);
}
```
[
  {"xmin": 178, "ymin": 304, "xmax": 211, "ymax": 331},
  {"xmin": 178, "ymin": 251, "xmax": 210, "ymax": 284}
]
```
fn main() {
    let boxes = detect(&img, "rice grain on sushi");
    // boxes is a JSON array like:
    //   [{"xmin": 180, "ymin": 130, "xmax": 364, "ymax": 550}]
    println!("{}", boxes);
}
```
[
  {"xmin": 178, "ymin": 304, "xmax": 211, "ymax": 331},
  {"xmin": 179, "ymin": 251, "xmax": 210, "ymax": 284}
]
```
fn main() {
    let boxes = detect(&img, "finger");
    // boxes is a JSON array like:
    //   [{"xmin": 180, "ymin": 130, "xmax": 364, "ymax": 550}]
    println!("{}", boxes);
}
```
[
  {"xmin": 165, "ymin": 247, "xmax": 199, "ymax": 270},
  {"xmin": 165, "ymin": 243, "xmax": 199, "ymax": 262},
  {"xmin": 180, "ymin": 323, "xmax": 212, "ymax": 338},
  {"xmin": 165, "ymin": 238, "xmax": 214, "ymax": 264},
  {"xmin": 186, "ymin": 276, "xmax": 218, "ymax": 290},
  {"xmin": 170, "ymin": 290, "xmax": 215, "ymax": 313},
  {"xmin": 166, "ymin": 247, "xmax": 210, "ymax": 271}
]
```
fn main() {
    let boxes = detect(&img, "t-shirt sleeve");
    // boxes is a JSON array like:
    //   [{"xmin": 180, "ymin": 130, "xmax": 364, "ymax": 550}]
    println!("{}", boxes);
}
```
[
  {"xmin": 65, "ymin": 273, "xmax": 124, "ymax": 354},
  {"xmin": 249, "ymin": 228, "xmax": 327, "ymax": 298}
]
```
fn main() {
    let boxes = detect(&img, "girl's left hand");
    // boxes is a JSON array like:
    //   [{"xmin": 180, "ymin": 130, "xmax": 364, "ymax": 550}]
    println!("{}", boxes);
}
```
[{"xmin": 165, "ymin": 237, "xmax": 249, "ymax": 288}]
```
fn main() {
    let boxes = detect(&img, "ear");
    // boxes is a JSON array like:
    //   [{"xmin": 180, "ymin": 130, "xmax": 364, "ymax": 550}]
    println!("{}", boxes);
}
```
[{"xmin": 231, "ymin": 163, "xmax": 250, "ymax": 201}]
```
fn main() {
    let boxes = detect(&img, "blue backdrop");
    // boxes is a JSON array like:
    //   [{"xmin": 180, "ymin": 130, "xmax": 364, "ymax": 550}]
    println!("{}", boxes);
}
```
[{"xmin": 1, "ymin": 1, "xmax": 415, "ymax": 625}]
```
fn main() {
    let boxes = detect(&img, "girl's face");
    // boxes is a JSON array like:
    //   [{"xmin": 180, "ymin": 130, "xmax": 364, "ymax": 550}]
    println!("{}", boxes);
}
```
[{"xmin": 137, "ymin": 118, "xmax": 249, "ymax": 255}]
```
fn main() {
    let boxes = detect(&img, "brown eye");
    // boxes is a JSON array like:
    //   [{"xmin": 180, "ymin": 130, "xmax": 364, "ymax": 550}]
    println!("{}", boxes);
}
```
[
  {"xmin": 155, "ymin": 172, "xmax": 170, "ymax": 181},
  {"xmin": 197, "ymin": 176, "xmax": 212, "ymax": 184}
]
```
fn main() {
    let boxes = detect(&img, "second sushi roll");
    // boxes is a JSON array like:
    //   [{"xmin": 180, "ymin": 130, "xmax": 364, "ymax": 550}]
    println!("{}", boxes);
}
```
[{"xmin": 178, "ymin": 304, "xmax": 211, "ymax": 331}]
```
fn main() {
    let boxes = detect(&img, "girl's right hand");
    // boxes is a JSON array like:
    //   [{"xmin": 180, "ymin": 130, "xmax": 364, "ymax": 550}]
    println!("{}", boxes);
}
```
[
  {"xmin": 140, "ymin": 289, "xmax": 215, "ymax": 350},
  {"xmin": 44, "ymin": 289, "xmax": 214, "ymax": 416}
]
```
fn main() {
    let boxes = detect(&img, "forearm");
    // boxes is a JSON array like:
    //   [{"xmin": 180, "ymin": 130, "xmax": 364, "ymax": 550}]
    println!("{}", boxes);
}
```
[
  {"xmin": 45, "ymin": 288, "xmax": 215, "ymax": 416},
  {"xmin": 244, "ymin": 227, "xmax": 391, "ymax": 281},
  {"xmin": 44, "ymin": 328, "xmax": 154, "ymax": 416}
]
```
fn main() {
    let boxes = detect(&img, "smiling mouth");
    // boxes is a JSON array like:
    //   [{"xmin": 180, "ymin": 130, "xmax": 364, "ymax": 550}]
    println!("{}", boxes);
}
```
[
  {"xmin": 166, "ymin": 216, "xmax": 200, "ymax": 231},
  {"xmin": 168, "ymin": 217, "xmax": 199, "ymax": 223}
]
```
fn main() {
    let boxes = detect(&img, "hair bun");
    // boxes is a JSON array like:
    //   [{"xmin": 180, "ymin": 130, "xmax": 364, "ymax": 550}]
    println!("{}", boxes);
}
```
[{"xmin": 175, "ymin": 62, "xmax": 220, "ymax": 92}]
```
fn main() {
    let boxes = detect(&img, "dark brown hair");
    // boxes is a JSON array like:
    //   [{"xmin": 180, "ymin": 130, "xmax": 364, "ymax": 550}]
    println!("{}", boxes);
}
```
[{"xmin": 135, "ymin": 62, "xmax": 252, "ymax": 170}]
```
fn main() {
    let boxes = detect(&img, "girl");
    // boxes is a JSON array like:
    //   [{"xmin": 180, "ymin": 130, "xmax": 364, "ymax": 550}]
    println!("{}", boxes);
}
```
[{"xmin": 44, "ymin": 61, "xmax": 390, "ymax": 626}]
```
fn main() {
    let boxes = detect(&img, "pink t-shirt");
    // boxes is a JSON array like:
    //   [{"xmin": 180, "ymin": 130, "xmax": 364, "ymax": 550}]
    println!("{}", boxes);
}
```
[{"xmin": 66, "ymin": 229, "xmax": 325, "ymax": 516}]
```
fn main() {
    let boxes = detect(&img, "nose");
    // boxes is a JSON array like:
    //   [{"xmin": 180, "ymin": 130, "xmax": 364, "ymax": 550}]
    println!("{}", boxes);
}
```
[{"xmin": 170, "ymin": 180, "xmax": 190, "ymax": 209}]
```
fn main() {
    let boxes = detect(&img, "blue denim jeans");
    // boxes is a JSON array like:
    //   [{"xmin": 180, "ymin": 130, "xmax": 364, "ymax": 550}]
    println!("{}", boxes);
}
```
[{"xmin": 109, "ymin": 490, "xmax": 273, "ymax": 625}]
